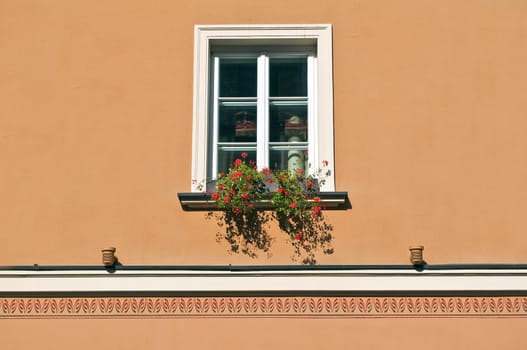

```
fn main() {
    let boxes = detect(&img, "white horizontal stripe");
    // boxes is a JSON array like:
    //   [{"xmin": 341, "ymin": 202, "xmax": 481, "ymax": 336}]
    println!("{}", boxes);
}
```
[{"xmin": 0, "ymin": 269, "xmax": 526, "ymax": 293}]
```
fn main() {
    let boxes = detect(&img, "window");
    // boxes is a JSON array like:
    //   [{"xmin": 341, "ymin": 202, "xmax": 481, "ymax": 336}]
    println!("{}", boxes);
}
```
[
  {"xmin": 212, "ymin": 53, "xmax": 313, "ymax": 176},
  {"xmin": 192, "ymin": 25, "xmax": 335, "ymax": 191}
]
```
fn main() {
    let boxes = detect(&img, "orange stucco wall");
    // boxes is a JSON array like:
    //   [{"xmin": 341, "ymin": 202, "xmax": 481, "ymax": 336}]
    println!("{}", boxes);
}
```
[
  {"xmin": 2, "ymin": 1, "xmax": 527, "ymax": 266},
  {"xmin": 3, "ymin": 0, "xmax": 527, "ymax": 266},
  {"xmin": 2, "ymin": 0, "xmax": 527, "ymax": 348},
  {"xmin": 1, "ymin": 317, "xmax": 526, "ymax": 349}
]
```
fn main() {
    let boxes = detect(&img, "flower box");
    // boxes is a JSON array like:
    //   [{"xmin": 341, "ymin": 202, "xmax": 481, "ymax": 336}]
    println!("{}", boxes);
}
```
[
  {"xmin": 182, "ymin": 154, "xmax": 350, "ymax": 264},
  {"xmin": 178, "ymin": 191, "xmax": 350, "ymax": 211}
]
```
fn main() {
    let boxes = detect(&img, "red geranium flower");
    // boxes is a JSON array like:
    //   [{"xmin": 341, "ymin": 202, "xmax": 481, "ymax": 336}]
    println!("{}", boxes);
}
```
[
  {"xmin": 223, "ymin": 196, "xmax": 231, "ymax": 203},
  {"xmin": 294, "ymin": 233, "xmax": 303, "ymax": 241},
  {"xmin": 289, "ymin": 202, "xmax": 297, "ymax": 208},
  {"xmin": 312, "ymin": 205, "xmax": 322, "ymax": 217},
  {"xmin": 234, "ymin": 159, "xmax": 242, "ymax": 167},
  {"xmin": 241, "ymin": 152, "xmax": 248, "ymax": 158},
  {"xmin": 211, "ymin": 192, "xmax": 220, "ymax": 200}
]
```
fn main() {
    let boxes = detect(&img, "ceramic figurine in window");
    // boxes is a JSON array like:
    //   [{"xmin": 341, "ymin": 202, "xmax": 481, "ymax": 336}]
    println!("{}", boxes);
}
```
[{"xmin": 284, "ymin": 115, "xmax": 307, "ymax": 172}]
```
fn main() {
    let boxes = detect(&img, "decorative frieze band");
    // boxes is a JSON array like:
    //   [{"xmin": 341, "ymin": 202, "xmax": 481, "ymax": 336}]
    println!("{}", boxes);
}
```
[{"xmin": 2, "ymin": 296, "xmax": 527, "ymax": 318}]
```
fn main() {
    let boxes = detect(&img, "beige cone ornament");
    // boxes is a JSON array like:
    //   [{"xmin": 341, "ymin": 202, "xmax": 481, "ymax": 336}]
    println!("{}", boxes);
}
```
[
  {"xmin": 101, "ymin": 247, "xmax": 117, "ymax": 266},
  {"xmin": 409, "ymin": 245, "xmax": 424, "ymax": 265}
]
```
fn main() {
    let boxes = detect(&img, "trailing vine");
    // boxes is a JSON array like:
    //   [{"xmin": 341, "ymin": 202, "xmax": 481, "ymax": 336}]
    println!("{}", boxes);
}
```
[{"xmin": 207, "ymin": 153, "xmax": 334, "ymax": 264}]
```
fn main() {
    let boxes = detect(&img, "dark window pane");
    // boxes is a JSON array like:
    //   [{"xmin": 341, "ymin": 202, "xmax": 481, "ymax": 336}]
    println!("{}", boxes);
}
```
[
  {"xmin": 269, "ymin": 102, "xmax": 308, "ymax": 142},
  {"xmin": 219, "ymin": 103, "xmax": 257, "ymax": 142},
  {"xmin": 269, "ymin": 149, "xmax": 308, "ymax": 173},
  {"xmin": 269, "ymin": 58, "xmax": 307, "ymax": 97},
  {"xmin": 219, "ymin": 58, "xmax": 257, "ymax": 97},
  {"xmin": 217, "ymin": 149, "xmax": 257, "ymax": 175}
]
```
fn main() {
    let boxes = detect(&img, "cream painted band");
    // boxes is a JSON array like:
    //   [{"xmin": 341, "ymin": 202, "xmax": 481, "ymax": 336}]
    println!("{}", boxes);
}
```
[{"xmin": 1, "ymin": 269, "xmax": 526, "ymax": 293}]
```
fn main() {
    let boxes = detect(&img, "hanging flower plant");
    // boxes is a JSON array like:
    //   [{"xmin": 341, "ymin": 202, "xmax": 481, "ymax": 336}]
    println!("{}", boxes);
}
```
[
  {"xmin": 271, "ymin": 167, "xmax": 334, "ymax": 264},
  {"xmin": 208, "ymin": 153, "xmax": 272, "ymax": 258},
  {"xmin": 207, "ymin": 152, "xmax": 334, "ymax": 264}
]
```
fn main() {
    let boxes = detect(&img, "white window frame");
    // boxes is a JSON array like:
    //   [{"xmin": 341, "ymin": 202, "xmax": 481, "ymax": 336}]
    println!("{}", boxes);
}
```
[
  {"xmin": 211, "ymin": 52, "xmax": 315, "ymax": 177},
  {"xmin": 192, "ymin": 24, "xmax": 335, "ymax": 192}
]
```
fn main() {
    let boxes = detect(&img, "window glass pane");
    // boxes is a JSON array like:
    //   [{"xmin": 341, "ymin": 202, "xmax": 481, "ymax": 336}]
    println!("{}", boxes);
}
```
[
  {"xmin": 269, "ymin": 58, "xmax": 307, "ymax": 97},
  {"xmin": 269, "ymin": 101, "xmax": 308, "ymax": 142},
  {"xmin": 219, "ymin": 58, "xmax": 257, "ymax": 97},
  {"xmin": 217, "ymin": 149, "xmax": 257, "ymax": 175},
  {"xmin": 269, "ymin": 148, "xmax": 308, "ymax": 172},
  {"xmin": 219, "ymin": 103, "xmax": 257, "ymax": 142}
]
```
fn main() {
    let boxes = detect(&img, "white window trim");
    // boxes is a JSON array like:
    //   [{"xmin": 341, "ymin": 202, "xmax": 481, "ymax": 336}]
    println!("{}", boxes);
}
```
[{"xmin": 192, "ymin": 24, "xmax": 335, "ymax": 192}]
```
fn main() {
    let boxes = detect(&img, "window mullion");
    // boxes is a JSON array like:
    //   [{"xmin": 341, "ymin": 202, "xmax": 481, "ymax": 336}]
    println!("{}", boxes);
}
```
[
  {"xmin": 307, "ymin": 54, "xmax": 317, "ymax": 175},
  {"xmin": 256, "ymin": 53, "xmax": 269, "ymax": 169},
  {"xmin": 212, "ymin": 55, "xmax": 220, "ymax": 178}
]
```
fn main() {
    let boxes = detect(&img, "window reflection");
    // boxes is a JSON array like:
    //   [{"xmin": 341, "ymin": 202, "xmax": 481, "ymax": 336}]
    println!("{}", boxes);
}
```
[
  {"xmin": 269, "ymin": 58, "xmax": 307, "ymax": 97},
  {"xmin": 220, "ymin": 59, "xmax": 257, "ymax": 97},
  {"xmin": 269, "ymin": 102, "xmax": 308, "ymax": 143},
  {"xmin": 219, "ymin": 104, "xmax": 257, "ymax": 142}
]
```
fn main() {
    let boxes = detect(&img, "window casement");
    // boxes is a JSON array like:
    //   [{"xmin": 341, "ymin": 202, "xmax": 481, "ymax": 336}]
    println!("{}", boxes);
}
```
[
  {"xmin": 192, "ymin": 25, "xmax": 335, "ymax": 192},
  {"xmin": 211, "ymin": 52, "xmax": 315, "ymax": 177}
]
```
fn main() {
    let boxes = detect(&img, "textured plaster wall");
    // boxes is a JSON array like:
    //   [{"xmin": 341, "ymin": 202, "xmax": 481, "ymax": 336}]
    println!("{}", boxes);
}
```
[
  {"xmin": 1, "ymin": 318, "xmax": 526, "ymax": 349},
  {"xmin": 1, "ymin": 0, "xmax": 527, "ymax": 266},
  {"xmin": 2, "ymin": 1, "xmax": 527, "ymax": 349}
]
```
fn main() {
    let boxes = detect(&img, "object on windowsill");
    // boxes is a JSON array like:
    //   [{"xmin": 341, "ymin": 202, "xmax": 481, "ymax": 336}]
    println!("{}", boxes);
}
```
[
  {"xmin": 284, "ymin": 115, "xmax": 307, "ymax": 138},
  {"xmin": 178, "ymin": 190, "xmax": 349, "ymax": 211},
  {"xmin": 235, "ymin": 111, "xmax": 256, "ymax": 138}
]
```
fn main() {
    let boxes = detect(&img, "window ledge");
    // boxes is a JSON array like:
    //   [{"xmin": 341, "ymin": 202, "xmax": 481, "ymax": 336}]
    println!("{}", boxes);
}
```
[{"xmin": 178, "ymin": 191, "xmax": 351, "ymax": 211}]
